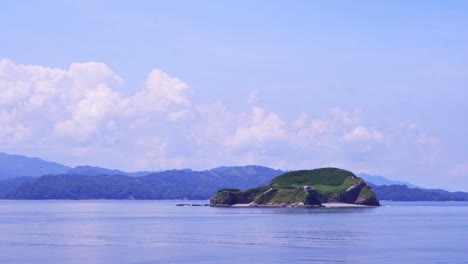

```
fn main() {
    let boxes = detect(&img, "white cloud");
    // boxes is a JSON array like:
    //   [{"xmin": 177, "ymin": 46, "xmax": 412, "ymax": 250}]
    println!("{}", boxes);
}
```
[
  {"xmin": 294, "ymin": 108, "xmax": 367, "ymax": 148},
  {"xmin": 2, "ymin": 59, "xmax": 465, "ymax": 190},
  {"xmin": 0, "ymin": 59, "xmax": 191, "ymax": 147},
  {"xmin": 329, "ymin": 107, "xmax": 361, "ymax": 126},
  {"xmin": 342, "ymin": 126, "xmax": 383, "ymax": 142},
  {"xmin": 227, "ymin": 106, "xmax": 286, "ymax": 150},
  {"xmin": 130, "ymin": 69, "xmax": 190, "ymax": 113},
  {"xmin": 297, "ymin": 119, "xmax": 331, "ymax": 138},
  {"xmin": 53, "ymin": 84, "xmax": 122, "ymax": 143}
]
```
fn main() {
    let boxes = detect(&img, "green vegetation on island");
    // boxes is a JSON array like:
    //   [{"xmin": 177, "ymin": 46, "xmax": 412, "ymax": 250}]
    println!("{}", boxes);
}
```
[{"xmin": 210, "ymin": 168, "xmax": 381, "ymax": 207}]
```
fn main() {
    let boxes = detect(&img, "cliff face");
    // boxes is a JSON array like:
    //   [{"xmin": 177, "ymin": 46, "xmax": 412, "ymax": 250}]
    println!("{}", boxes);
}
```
[
  {"xmin": 210, "ymin": 168, "xmax": 380, "ymax": 207},
  {"xmin": 210, "ymin": 186, "xmax": 320, "ymax": 207}
]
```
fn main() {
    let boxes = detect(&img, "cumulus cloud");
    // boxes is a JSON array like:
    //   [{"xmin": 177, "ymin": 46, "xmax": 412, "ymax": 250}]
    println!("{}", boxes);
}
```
[
  {"xmin": 54, "ymin": 84, "xmax": 123, "ymax": 142},
  {"xmin": 0, "ymin": 59, "xmax": 193, "ymax": 168},
  {"xmin": 0, "ymin": 59, "xmax": 126, "ymax": 143},
  {"xmin": 342, "ymin": 126, "xmax": 383, "ymax": 142},
  {"xmin": 130, "ymin": 69, "xmax": 190, "ymax": 113},
  {"xmin": 2, "ymin": 58, "xmax": 460, "ymax": 191},
  {"xmin": 227, "ymin": 106, "xmax": 286, "ymax": 150},
  {"xmin": 294, "ymin": 108, "xmax": 372, "ymax": 148},
  {"xmin": 0, "ymin": 57, "xmax": 388, "ymax": 171}
]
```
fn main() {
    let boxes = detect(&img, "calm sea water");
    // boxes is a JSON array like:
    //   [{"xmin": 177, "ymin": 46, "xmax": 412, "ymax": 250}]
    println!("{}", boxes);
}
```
[{"xmin": 0, "ymin": 200, "xmax": 467, "ymax": 264}]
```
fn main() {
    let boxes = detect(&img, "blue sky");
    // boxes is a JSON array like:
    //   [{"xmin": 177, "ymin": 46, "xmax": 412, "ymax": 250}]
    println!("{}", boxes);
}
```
[{"xmin": 1, "ymin": 1, "xmax": 468, "ymax": 190}]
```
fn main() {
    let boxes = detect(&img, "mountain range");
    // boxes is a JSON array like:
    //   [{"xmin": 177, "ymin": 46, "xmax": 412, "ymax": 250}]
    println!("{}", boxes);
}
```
[
  {"xmin": 0, "ymin": 165, "xmax": 284, "ymax": 200},
  {"xmin": 1, "ymin": 152, "xmax": 467, "ymax": 201},
  {"xmin": 0, "ymin": 152, "xmax": 421, "ymax": 185},
  {"xmin": 0, "ymin": 152, "xmax": 70, "ymax": 179},
  {"xmin": 0, "ymin": 152, "xmax": 150, "ymax": 179},
  {"xmin": 357, "ymin": 173, "xmax": 421, "ymax": 189}
]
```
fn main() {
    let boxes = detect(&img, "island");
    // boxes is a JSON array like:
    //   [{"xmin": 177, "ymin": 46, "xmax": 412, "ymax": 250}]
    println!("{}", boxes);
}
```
[{"xmin": 210, "ymin": 168, "xmax": 380, "ymax": 207}]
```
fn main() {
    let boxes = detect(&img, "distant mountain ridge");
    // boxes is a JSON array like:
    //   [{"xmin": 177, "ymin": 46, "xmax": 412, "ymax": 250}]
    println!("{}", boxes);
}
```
[
  {"xmin": 369, "ymin": 184, "xmax": 468, "ymax": 201},
  {"xmin": 67, "ymin": 166, "xmax": 151, "ymax": 177},
  {"xmin": 0, "ymin": 152, "xmax": 428, "ymax": 189},
  {"xmin": 0, "ymin": 166, "xmax": 285, "ymax": 200},
  {"xmin": 0, "ymin": 152, "xmax": 287, "ymax": 199},
  {"xmin": 357, "ymin": 173, "xmax": 421, "ymax": 189},
  {"xmin": 0, "ymin": 152, "xmax": 71, "ymax": 179},
  {"xmin": 0, "ymin": 152, "xmax": 153, "ymax": 180},
  {"xmin": 1, "ymin": 151, "xmax": 468, "ymax": 201}
]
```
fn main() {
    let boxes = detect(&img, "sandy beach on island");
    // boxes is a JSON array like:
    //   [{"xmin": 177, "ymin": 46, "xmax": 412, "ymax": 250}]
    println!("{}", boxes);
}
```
[
  {"xmin": 231, "ymin": 204, "xmax": 251, "ymax": 207},
  {"xmin": 228, "ymin": 203, "xmax": 373, "ymax": 208},
  {"xmin": 322, "ymin": 203, "xmax": 372, "ymax": 208}
]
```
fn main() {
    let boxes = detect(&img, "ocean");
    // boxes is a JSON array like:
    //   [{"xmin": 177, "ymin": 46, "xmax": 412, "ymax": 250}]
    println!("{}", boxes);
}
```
[{"xmin": 0, "ymin": 200, "xmax": 467, "ymax": 263}]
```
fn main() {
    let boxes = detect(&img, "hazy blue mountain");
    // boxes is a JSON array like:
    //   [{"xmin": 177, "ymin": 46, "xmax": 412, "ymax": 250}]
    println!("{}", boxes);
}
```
[
  {"xmin": 0, "ymin": 152, "xmax": 152, "ymax": 179},
  {"xmin": 204, "ymin": 165, "xmax": 285, "ymax": 184},
  {"xmin": 139, "ymin": 165, "xmax": 285, "ymax": 199},
  {"xmin": 66, "ymin": 166, "xmax": 152, "ymax": 177},
  {"xmin": 2, "ymin": 151, "xmax": 466, "ymax": 201},
  {"xmin": 369, "ymin": 184, "xmax": 468, "ymax": 201},
  {"xmin": 3, "ymin": 165, "xmax": 285, "ymax": 200},
  {"xmin": 0, "ymin": 152, "xmax": 70, "ymax": 180},
  {"xmin": 358, "ymin": 173, "xmax": 421, "ymax": 189},
  {"xmin": 1, "ymin": 158, "xmax": 467, "ymax": 201}
]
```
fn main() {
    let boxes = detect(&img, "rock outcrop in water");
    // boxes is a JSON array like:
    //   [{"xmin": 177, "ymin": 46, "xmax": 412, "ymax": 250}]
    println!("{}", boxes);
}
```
[{"xmin": 210, "ymin": 168, "xmax": 380, "ymax": 207}]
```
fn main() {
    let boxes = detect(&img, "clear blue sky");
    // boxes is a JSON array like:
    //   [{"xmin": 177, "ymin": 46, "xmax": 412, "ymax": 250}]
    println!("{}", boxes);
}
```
[{"xmin": 1, "ymin": 0, "xmax": 468, "ymax": 190}]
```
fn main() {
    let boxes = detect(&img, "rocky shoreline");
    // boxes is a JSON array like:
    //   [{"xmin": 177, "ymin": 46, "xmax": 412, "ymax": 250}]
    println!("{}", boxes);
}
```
[{"xmin": 210, "ymin": 202, "xmax": 375, "ymax": 208}]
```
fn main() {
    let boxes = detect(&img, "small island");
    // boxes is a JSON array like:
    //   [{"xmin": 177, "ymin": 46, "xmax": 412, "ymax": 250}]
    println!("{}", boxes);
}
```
[{"xmin": 210, "ymin": 168, "xmax": 380, "ymax": 207}]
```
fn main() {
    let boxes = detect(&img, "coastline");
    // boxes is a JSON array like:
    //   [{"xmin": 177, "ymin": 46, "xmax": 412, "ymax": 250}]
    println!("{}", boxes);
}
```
[
  {"xmin": 213, "ymin": 202, "xmax": 374, "ymax": 208},
  {"xmin": 322, "ymin": 202, "xmax": 373, "ymax": 208}
]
